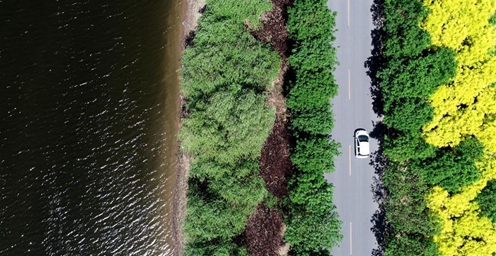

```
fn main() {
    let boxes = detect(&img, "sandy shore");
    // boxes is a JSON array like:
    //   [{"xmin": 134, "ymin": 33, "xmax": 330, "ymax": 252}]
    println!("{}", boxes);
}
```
[
  {"xmin": 182, "ymin": 0, "xmax": 206, "ymax": 38},
  {"xmin": 172, "ymin": 0, "xmax": 205, "ymax": 255}
]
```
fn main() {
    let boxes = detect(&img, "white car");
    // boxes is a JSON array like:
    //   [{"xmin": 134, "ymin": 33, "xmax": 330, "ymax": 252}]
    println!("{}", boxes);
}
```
[{"xmin": 354, "ymin": 129, "xmax": 370, "ymax": 158}]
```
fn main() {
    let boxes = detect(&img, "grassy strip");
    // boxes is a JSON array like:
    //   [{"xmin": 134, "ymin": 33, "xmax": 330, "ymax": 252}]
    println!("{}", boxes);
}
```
[
  {"xmin": 179, "ymin": 0, "xmax": 280, "ymax": 254},
  {"xmin": 180, "ymin": 0, "xmax": 345, "ymax": 254},
  {"xmin": 283, "ymin": 0, "xmax": 342, "ymax": 254}
]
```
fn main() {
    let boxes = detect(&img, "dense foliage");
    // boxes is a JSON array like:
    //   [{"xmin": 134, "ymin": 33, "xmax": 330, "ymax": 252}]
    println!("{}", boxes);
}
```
[
  {"xmin": 476, "ymin": 180, "xmax": 496, "ymax": 223},
  {"xmin": 283, "ymin": 0, "xmax": 342, "ymax": 254},
  {"xmin": 179, "ymin": 0, "xmax": 280, "ymax": 254},
  {"xmin": 379, "ymin": 0, "xmax": 445, "ymax": 254},
  {"xmin": 421, "ymin": 0, "xmax": 496, "ymax": 151},
  {"xmin": 420, "ymin": 0, "xmax": 496, "ymax": 254},
  {"xmin": 383, "ymin": 162, "xmax": 438, "ymax": 255},
  {"xmin": 411, "ymin": 143, "xmax": 482, "ymax": 194},
  {"xmin": 380, "ymin": 0, "xmax": 496, "ymax": 255}
]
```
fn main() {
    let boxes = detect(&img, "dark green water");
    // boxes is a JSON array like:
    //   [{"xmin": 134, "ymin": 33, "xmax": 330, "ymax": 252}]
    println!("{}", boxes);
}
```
[{"xmin": 0, "ymin": 1, "xmax": 183, "ymax": 255}]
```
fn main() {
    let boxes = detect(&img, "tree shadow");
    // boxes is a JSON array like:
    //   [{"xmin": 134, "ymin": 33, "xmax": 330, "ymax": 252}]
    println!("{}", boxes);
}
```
[
  {"xmin": 366, "ymin": 0, "xmax": 387, "ymax": 254},
  {"xmin": 370, "ymin": 150, "xmax": 387, "ymax": 256},
  {"xmin": 369, "ymin": 123, "xmax": 388, "ymax": 256},
  {"xmin": 365, "ymin": 0, "xmax": 385, "ymax": 118},
  {"xmin": 371, "ymin": 205, "xmax": 386, "ymax": 256}
]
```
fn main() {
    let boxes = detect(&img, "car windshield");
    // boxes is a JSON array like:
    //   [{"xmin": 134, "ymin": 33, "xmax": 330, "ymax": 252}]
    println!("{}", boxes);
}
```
[{"xmin": 358, "ymin": 135, "xmax": 368, "ymax": 142}]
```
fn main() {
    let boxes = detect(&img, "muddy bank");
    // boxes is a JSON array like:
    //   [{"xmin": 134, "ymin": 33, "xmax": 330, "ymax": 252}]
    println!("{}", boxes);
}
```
[
  {"xmin": 182, "ymin": 0, "xmax": 205, "ymax": 38},
  {"xmin": 172, "ymin": 0, "xmax": 206, "ymax": 255}
]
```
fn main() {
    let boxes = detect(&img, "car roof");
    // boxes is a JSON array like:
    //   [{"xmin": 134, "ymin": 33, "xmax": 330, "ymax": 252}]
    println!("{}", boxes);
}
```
[{"xmin": 360, "ymin": 141, "xmax": 370, "ymax": 155}]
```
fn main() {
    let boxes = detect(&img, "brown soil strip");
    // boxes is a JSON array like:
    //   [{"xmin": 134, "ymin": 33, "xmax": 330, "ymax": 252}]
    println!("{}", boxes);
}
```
[
  {"xmin": 172, "ymin": 0, "xmax": 205, "ymax": 255},
  {"xmin": 244, "ymin": 0, "xmax": 293, "ymax": 254},
  {"xmin": 260, "ymin": 64, "xmax": 291, "ymax": 199},
  {"xmin": 245, "ymin": 204, "xmax": 289, "ymax": 256}
]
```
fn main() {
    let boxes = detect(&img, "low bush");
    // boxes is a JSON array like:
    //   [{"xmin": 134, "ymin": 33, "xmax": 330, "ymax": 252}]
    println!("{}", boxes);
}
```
[{"xmin": 179, "ymin": 0, "xmax": 280, "ymax": 254}]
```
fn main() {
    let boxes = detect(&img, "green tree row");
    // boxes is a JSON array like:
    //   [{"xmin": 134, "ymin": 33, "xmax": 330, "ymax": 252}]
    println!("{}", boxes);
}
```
[
  {"xmin": 179, "ymin": 0, "xmax": 280, "ymax": 254},
  {"xmin": 283, "ymin": 0, "xmax": 342, "ymax": 254},
  {"xmin": 378, "ymin": 0, "xmax": 441, "ymax": 255}
]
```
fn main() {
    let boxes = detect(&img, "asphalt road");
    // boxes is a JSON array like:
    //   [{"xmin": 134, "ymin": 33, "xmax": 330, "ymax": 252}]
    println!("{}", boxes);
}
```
[{"xmin": 324, "ymin": 0, "xmax": 380, "ymax": 255}]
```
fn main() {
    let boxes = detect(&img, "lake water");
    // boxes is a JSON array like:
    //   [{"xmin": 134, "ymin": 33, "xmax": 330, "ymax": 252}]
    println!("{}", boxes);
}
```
[{"xmin": 0, "ymin": 1, "xmax": 183, "ymax": 255}]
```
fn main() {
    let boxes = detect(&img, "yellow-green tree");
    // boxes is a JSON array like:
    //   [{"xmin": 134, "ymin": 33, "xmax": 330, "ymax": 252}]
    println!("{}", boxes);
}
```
[
  {"xmin": 421, "ymin": 0, "xmax": 496, "ymax": 255},
  {"xmin": 421, "ymin": 0, "xmax": 496, "ymax": 150},
  {"xmin": 427, "ymin": 156, "xmax": 496, "ymax": 255}
]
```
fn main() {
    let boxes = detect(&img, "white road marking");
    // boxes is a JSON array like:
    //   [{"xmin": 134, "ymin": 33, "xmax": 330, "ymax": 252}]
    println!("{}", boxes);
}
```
[
  {"xmin": 347, "ymin": 0, "xmax": 351, "ymax": 27},
  {"xmin": 348, "ymin": 69, "xmax": 351, "ymax": 100},
  {"xmin": 350, "ymin": 222, "xmax": 353, "ymax": 254},
  {"xmin": 349, "ymin": 144, "xmax": 352, "ymax": 176}
]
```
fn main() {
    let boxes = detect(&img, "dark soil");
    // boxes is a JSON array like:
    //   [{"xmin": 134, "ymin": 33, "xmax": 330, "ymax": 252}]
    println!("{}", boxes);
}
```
[
  {"xmin": 245, "ymin": 204, "xmax": 287, "ymax": 256},
  {"xmin": 244, "ymin": 114, "xmax": 292, "ymax": 255},
  {"xmin": 244, "ymin": 0, "xmax": 294, "ymax": 255},
  {"xmin": 260, "ymin": 116, "xmax": 292, "ymax": 199},
  {"xmin": 254, "ymin": 0, "xmax": 293, "ymax": 201},
  {"xmin": 251, "ymin": 0, "xmax": 292, "ymax": 58}
]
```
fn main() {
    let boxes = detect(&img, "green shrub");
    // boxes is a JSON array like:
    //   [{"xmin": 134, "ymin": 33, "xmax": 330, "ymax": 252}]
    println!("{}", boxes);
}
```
[
  {"xmin": 286, "ymin": 0, "xmax": 338, "ymax": 136},
  {"xmin": 284, "ymin": 0, "xmax": 342, "ymax": 253},
  {"xmin": 291, "ymin": 137, "xmax": 339, "ymax": 174},
  {"xmin": 185, "ymin": 241, "xmax": 249, "ymax": 256},
  {"xmin": 285, "ymin": 207, "xmax": 341, "ymax": 255},
  {"xmin": 181, "ymin": 91, "xmax": 275, "ymax": 166},
  {"xmin": 384, "ymin": 131, "xmax": 437, "ymax": 161},
  {"xmin": 379, "ymin": 48, "xmax": 456, "ymax": 132},
  {"xmin": 455, "ymin": 136, "xmax": 484, "ymax": 160},
  {"xmin": 383, "ymin": 98, "xmax": 434, "ymax": 132},
  {"xmin": 383, "ymin": 162, "xmax": 439, "ymax": 256},
  {"xmin": 382, "ymin": 0, "xmax": 431, "ymax": 59},
  {"xmin": 179, "ymin": 0, "xmax": 280, "ymax": 254}
]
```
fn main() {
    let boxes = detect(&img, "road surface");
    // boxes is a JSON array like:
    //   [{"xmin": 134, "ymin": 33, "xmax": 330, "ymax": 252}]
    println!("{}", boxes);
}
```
[{"xmin": 324, "ymin": 0, "xmax": 380, "ymax": 255}]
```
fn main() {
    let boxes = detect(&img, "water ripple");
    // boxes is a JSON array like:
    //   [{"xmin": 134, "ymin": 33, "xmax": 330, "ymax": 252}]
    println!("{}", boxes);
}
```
[{"xmin": 0, "ymin": 0, "xmax": 181, "ymax": 255}]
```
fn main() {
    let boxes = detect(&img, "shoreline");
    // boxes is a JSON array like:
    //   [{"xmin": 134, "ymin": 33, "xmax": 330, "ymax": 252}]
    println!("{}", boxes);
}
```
[
  {"xmin": 172, "ymin": 0, "xmax": 205, "ymax": 255},
  {"xmin": 181, "ymin": 0, "xmax": 205, "ymax": 39}
]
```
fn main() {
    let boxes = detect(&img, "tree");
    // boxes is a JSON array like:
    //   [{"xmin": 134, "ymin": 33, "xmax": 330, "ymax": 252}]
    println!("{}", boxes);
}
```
[
  {"xmin": 181, "ymin": 91, "xmax": 275, "ymax": 167},
  {"xmin": 284, "ymin": 0, "xmax": 343, "ymax": 253},
  {"xmin": 476, "ymin": 180, "xmax": 496, "ymax": 222},
  {"xmin": 412, "ymin": 150, "xmax": 481, "ymax": 194}
]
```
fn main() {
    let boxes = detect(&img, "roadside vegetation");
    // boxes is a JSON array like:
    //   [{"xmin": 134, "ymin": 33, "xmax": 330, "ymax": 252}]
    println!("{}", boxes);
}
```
[
  {"xmin": 380, "ymin": 0, "xmax": 496, "ymax": 255},
  {"xmin": 284, "ymin": 0, "xmax": 342, "ymax": 254},
  {"xmin": 179, "ymin": 0, "xmax": 343, "ymax": 254},
  {"xmin": 379, "ymin": 1, "xmax": 445, "ymax": 254}
]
